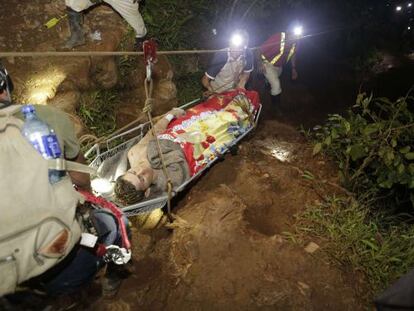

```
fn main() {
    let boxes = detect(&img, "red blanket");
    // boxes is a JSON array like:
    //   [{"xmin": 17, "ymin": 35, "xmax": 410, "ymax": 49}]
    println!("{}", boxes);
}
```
[{"xmin": 159, "ymin": 89, "xmax": 260, "ymax": 175}]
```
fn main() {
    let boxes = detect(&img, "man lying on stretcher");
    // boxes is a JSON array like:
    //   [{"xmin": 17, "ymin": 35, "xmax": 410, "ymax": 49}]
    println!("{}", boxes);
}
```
[{"xmin": 114, "ymin": 89, "xmax": 260, "ymax": 205}]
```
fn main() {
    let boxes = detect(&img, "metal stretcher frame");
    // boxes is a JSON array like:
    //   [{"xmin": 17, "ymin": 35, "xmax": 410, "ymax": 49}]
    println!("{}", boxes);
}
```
[{"xmin": 85, "ymin": 99, "xmax": 262, "ymax": 217}]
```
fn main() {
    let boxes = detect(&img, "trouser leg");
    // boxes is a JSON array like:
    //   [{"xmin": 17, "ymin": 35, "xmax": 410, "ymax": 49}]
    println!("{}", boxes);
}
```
[
  {"xmin": 44, "ymin": 248, "xmax": 103, "ymax": 296},
  {"xmin": 263, "ymin": 63, "xmax": 283, "ymax": 96},
  {"xmin": 104, "ymin": 0, "xmax": 147, "ymax": 38}
]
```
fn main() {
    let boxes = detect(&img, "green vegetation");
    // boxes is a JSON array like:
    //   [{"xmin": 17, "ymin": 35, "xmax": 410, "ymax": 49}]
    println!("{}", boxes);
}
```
[
  {"xmin": 78, "ymin": 89, "xmax": 119, "ymax": 138},
  {"xmin": 312, "ymin": 93, "xmax": 414, "ymax": 209},
  {"xmin": 298, "ymin": 196, "xmax": 414, "ymax": 296},
  {"xmin": 299, "ymin": 93, "xmax": 414, "ymax": 296}
]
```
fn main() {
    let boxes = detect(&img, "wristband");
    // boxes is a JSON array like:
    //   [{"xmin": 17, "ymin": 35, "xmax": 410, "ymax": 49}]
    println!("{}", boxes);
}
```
[{"xmin": 165, "ymin": 113, "xmax": 175, "ymax": 122}]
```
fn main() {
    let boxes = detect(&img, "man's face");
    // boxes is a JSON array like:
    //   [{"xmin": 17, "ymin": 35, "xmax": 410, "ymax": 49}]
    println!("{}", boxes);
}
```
[
  {"xmin": 123, "ymin": 165, "xmax": 154, "ymax": 191},
  {"xmin": 229, "ymin": 47, "xmax": 244, "ymax": 59},
  {"xmin": 0, "ymin": 89, "xmax": 11, "ymax": 102}
]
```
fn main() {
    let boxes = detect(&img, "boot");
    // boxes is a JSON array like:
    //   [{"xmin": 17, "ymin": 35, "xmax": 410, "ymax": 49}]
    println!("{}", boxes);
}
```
[
  {"xmin": 134, "ymin": 36, "xmax": 146, "ymax": 51},
  {"xmin": 101, "ymin": 263, "xmax": 132, "ymax": 298},
  {"xmin": 270, "ymin": 94, "xmax": 281, "ymax": 106},
  {"xmin": 270, "ymin": 94, "xmax": 282, "ymax": 118},
  {"xmin": 64, "ymin": 8, "xmax": 85, "ymax": 49}
]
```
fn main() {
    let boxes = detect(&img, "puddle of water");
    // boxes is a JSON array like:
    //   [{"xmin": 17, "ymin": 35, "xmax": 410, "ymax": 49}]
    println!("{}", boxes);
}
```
[{"xmin": 254, "ymin": 139, "xmax": 295, "ymax": 162}]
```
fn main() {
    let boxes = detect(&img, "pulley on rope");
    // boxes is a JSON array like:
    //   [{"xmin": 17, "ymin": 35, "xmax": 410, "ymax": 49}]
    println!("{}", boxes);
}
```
[{"xmin": 143, "ymin": 39, "xmax": 158, "ymax": 82}]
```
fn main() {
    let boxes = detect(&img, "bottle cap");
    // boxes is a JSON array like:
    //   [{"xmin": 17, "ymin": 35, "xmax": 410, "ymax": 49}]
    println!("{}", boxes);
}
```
[{"xmin": 21, "ymin": 104, "xmax": 35, "ymax": 115}]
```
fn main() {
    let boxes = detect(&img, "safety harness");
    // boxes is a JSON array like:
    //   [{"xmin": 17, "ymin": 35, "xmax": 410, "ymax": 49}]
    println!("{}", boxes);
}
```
[{"xmin": 78, "ymin": 190, "xmax": 132, "ymax": 265}]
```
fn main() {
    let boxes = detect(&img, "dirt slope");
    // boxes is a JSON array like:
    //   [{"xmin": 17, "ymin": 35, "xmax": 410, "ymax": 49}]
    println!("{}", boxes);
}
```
[
  {"xmin": 0, "ymin": 0, "xmax": 369, "ymax": 309},
  {"xmin": 90, "ymin": 119, "xmax": 366, "ymax": 311}
]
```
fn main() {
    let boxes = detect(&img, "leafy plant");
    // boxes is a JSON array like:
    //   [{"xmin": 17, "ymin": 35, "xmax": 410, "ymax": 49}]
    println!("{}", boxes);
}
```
[{"xmin": 311, "ymin": 92, "xmax": 414, "ymax": 209}]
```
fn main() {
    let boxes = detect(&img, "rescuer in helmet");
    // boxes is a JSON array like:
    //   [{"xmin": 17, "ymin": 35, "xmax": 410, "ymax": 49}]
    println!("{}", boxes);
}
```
[
  {"xmin": 202, "ymin": 29, "xmax": 254, "ymax": 97},
  {"xmin": 259, "ymin": 22, "xmax": 303, "ymax": 106}
]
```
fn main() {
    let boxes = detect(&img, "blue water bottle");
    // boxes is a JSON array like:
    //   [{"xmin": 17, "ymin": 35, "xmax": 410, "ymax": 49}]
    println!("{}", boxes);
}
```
[{"xmin": 21, "ymin": 105, "xmax": 64, "ymax": 184}]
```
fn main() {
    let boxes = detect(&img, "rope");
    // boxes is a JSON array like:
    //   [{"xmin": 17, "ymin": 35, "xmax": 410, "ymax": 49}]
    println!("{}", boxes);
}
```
[
  {"xmin": 143, "ymin": 76, "xmax": 174, "ymax": 223},
  {"xmin": 0, "ymin": 28, "xmax": 345, "ymax": 59},
  {"xmin": 0, "ymin": 49, "xmax": 229, "ymax": 58}
]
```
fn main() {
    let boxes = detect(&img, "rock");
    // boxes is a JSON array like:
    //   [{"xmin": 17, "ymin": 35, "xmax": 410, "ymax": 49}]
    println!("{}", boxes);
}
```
[
  {"xmin": 48, "ymin": 90, "xmax": 81, "ymax": 114},
  {"xmin": 155, "ymin": 79, "xmax": 177, "ymax": 101},
  {"xmin": 67, "ymin": 114, "xmax": 86, "ymax": 137},
  {"xmin": 115, "ymin": 102, "xmax": 142, "ymax": 129},
  {"xmin": 153, "ymin": 56, "xmax": 174, "ymax": 80},
  {"xmin": 91, "ymin": 57, "xmax": 119, "ymax": 89},
  {"xmin": 304, "ymin": 242, "xmax": 320, "ymax": 253},
  {"xmin": 62, "ymin": 57, "xmax": 93, "ymax": 91}
]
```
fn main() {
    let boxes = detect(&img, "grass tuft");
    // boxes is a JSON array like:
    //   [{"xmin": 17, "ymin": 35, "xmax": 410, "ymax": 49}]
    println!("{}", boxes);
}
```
[{"xmin": 298, "ymin": 195, "xmax": 414, "ymax": 298}]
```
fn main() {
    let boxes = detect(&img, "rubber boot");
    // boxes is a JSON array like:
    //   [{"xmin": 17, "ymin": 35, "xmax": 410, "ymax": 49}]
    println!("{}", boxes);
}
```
[
  {"xmin": 270, "ymin": 94, "xmax": 281, "ymax": 106},
  {"xmin": 102, "ymin": 263, "xmax": 132, "ymax": 298},
  {"xmin": 64, "ymin": 8, "xmax": 85, "ymax": 49},
  {"xmin": 270, "ymin": 94, "xmax": 282, "ymax": 118},
  {"xmin": 134, "ymin": 36, "xmax": 146, "ymax": 51}
]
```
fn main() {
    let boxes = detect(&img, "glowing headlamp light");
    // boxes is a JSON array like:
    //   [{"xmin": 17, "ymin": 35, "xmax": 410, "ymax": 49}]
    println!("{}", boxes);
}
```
[
  {"xmin": 91, "ymin": 178, "xmax": 114, "ymax": 198},
  {"xmin": 396, "ymin": 5, "xmax": 403, "ymax": 11},
  {"xmin": 293, "ymin": 25, "xmax": 304, "ymax": 37},
  {"xmin": 230, "ymin": 33, "xmax": 244, "ymax": 48}
]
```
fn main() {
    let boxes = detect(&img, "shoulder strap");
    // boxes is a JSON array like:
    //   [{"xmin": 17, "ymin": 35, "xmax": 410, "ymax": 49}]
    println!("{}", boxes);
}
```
[
  {"xmin": 48, "ymin": 158, "xmax": 97, "ymax": 175},
  {"xmin": 0, "ymin": 105, "xmax": 21, "ymax": 117},
  {"xmin": 0, "ymin": 105, "xmax": 96, "ymax": 176}
]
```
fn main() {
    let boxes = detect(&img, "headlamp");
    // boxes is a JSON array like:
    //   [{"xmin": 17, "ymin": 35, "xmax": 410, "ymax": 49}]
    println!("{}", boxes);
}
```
[
  {"xmin": 230, "ymin": 33, "xmax": 244, "ymax": 48},
  {"xmin": 396, "ymin": 5, "xmax": 403, "ymax": 11},
  {"xmin": 293, "ymin": 25, "xmax": 304, "ymax": 37},
  {"xmin": 91, "ymin": 178, "xmax": 114, "ymax": 198}
]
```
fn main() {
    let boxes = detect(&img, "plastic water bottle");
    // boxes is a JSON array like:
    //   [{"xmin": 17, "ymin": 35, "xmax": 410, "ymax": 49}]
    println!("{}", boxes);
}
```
[{"xmin": 21, "ymin": 105, "xmax": 64, "ymax": 184}]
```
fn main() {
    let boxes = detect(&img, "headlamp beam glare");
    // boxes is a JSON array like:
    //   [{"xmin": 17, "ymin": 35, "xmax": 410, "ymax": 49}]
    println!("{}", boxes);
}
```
[
  {"xmin": 230, "ymin": 33, "xmax": 244, "ymax": 48},
  {"xmin": 293, "ymin": 25, "xmax": 303, "ymax": 37}
]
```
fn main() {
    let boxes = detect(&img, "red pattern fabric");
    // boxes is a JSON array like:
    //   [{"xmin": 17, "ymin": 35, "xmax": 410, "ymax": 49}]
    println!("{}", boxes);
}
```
[
  {"xmin": 78, "ymin": 190, "xmax": 131, "ymax": 250},
  {"xmin": 162, "ymin": 89, "xmax": 260, "ymax": 175}
]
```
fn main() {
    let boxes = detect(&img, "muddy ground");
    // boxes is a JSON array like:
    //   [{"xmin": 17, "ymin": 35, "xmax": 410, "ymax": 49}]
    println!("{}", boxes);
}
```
[{"xmin": 2, "ymin": 0, "xmax": 414, "ymax": 310}]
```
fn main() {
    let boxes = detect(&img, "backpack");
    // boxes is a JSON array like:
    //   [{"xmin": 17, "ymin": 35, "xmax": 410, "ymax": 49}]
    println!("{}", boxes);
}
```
[{"xmin": 0, "ymin": 105, "xmax": 94, "ymax": 296}]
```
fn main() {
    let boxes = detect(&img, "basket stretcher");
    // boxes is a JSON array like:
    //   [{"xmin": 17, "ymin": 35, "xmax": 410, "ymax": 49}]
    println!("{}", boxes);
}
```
[{"xmin": 85, "ymin": 97, "xmax": 262, "ymax": 217}]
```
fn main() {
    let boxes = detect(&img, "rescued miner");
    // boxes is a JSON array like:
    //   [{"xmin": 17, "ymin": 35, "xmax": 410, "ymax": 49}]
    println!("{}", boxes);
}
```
[
  {"xmin": 115, "ymin": 107, "xmax": 190, "ymax": 205},
  {"xmin": 64, "ymin": 0, "xmax": 147, "ymax": 50},
  {"xmin": 0, "ymin": 63, "xmax": 130, "ymax": 308}
]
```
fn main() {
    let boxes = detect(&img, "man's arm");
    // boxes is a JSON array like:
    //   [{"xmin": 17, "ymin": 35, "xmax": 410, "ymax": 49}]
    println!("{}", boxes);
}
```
[
  {"xmin": 68, "ymin": 153, "xmax": 91, "ymax": 191},
  {"xmin": 237, "ymin": 72, "xmax": 250, "ymax": 89},
  {"xmin": 237, "ymin": 49, "xmax": 254, "ymax": 88},
  {"xmin": 202, "ymin": 74, "xmax": 213, "ymax": 92},
  {"xmin": 128, "ymin": 108, "xmax": 185, "ymax": 162}
]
